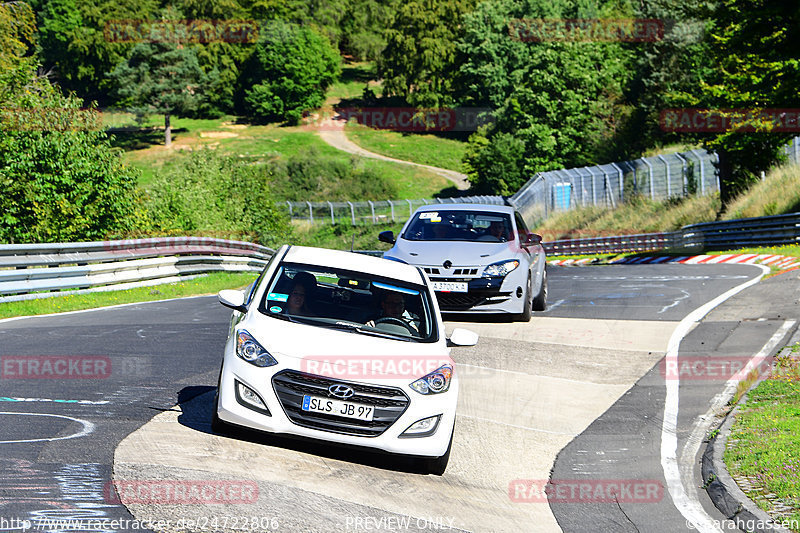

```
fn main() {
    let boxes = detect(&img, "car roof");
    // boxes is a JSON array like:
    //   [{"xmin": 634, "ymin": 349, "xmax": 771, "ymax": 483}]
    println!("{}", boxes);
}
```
[
  {"xmin": 414, "ymin": 203, "xmax": 515, "ymax": 214},
  {"xmin": 283, "ymin": 245, "xmax": 425, "ymax": 285}
]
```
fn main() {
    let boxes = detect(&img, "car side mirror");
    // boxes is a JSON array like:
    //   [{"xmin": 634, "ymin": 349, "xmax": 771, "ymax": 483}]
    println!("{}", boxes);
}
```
[
  {"xmin": 447, "ymin": 328, "xmax": 479, "ymax": 347},
  {"xmin": 379, "ymin": 230, "xmax": 396, "ymax": 244},
  {"xmin": 218, "ymin": 289, "xmax": 247, "ymax": 313},
  {"xmin": 525, "ymin": 233, "xmax": 542, "ymax": 245}
]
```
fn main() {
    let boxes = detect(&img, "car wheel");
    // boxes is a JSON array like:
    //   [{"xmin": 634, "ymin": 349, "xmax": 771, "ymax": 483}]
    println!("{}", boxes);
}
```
[
  {"xmin": 423, "ymin": 427, "xmax": 454, "ymax": 476},
  {"xmin": 532, "ymin": 268, "xmax": 547, "ymax": 311},
  {"xmin": 515, "ymin": 274, "xmax": 533, "ymax": 322}
]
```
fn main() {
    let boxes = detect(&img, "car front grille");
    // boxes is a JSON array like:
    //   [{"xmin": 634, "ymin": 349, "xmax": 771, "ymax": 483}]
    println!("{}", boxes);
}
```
[
  {"xmin": 271, "ymin": 370, "xmax": 410, "ymax": 437},
  {"xmin": 423, "ymin": 265, "xmax": 481, "ymax": 277}
]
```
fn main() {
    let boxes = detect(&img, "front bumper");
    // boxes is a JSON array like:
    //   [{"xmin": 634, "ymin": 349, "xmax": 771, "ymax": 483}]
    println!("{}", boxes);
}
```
[
  {"xmin": 217, "ymin": 350, "xmax": 458, "ymax": 458},
  {"xmin": 431, "ymin": 268, "xmax": 528, "ymax": 314}
]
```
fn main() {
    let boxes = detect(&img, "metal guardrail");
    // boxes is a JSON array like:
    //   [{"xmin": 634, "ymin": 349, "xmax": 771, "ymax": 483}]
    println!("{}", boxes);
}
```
[
  {"xmin": 543, "ymin": 212, "xmax": 800, "ymax": 256},
  {"xmin": 2, "ymin": 212, "xmax": 798, "ymax": 301},
  {"xmin": 543, "ymin": 232, "xmax": 683, "ymax": 256},
  {"xmin": 0, "ymin": 237, "xmax": 274, "ymax": 302}
]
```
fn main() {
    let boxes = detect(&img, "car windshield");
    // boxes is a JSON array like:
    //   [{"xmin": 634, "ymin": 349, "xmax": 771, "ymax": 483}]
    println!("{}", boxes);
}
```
[
  {"xmin": 259, "ymin": 262, "xmax": 437, "ymax": 342},
  {"xmin": 402, "ymin": 210, "xmax": 513, "ymax": 242}
]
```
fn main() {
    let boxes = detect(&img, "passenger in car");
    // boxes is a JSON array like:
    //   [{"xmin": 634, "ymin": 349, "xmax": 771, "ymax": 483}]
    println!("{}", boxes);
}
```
[
  {"xmin": 366, "ymin": 291, "xmax": 420, "ymax": 332},
  {"xmin": 286, "ymin": 272, "xmax": 317, "ymax": 316},
  {"xmin": 487, "ymin": 221, "xmax": 507, "ymax": 241}
]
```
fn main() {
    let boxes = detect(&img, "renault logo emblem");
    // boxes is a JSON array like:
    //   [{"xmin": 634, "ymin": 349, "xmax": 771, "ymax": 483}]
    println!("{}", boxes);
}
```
[
  {"xmin": 328, "ymin": 384, "xmax": 355, "ymax": 399},
  {"xmin": 443, "ymin": 260, "xmax": 452, "ymax": 269}
]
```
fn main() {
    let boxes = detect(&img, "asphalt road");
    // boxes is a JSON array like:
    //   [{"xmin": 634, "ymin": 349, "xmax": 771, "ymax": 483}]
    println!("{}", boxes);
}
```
[{"xmin": 0, "ymin": 263, "xmax": 791, "ymax": 533}]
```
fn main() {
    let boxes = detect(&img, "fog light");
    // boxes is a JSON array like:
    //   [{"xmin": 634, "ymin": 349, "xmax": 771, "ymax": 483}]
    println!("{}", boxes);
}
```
[
  {"xmin": 235, "ymin": 380, "xmax": 271, "ymax": 416},
  {"xmin": 399, "ymin": 415, "xmax": 441, "ymax": 438}
]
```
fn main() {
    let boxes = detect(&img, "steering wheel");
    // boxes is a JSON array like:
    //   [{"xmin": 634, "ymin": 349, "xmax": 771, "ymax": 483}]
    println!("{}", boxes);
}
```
[{"xmin": 373, "ymin": 316, "xmax": 417, "ymax": 334}]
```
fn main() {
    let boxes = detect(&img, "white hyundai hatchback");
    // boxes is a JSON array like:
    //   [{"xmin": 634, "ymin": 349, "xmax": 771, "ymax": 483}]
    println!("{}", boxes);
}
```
[{"xmin": 213, "ymin": 245, "xmax": 478, "ymax": 475}]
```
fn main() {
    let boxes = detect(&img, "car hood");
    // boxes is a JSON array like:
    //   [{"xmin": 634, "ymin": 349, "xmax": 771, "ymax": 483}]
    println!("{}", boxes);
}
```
[{"xmin": 387, "ymin": 239, "xmax": 518, "ymax": 267}]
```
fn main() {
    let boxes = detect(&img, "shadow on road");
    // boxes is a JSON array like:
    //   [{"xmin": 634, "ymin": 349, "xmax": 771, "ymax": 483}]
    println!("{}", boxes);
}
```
[{"xmin": 175, "ymin": 386, "xmax": 433, "ymax": 476}]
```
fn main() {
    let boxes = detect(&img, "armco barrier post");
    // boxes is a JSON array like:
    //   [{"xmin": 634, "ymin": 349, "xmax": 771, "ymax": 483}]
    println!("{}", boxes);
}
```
[
  {"xmin": 306, "ymin": 201, "xmax": 313, "ymax": 223},
  {"xmin": 347, "ymin": 201, "xmax": 355, "ymax": 225},
  {"xmin": 327, "ymin": 201, "xmax": 334, "ymax": 224}
]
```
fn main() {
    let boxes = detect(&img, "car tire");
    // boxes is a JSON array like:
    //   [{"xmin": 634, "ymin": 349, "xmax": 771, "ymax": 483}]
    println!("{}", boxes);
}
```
[
  {"xmin": 515, "ymin": 274, "xmax": 533, "ymax": 322},
  {"xmin": 532, "ymin": 268, "xmax": 547, "ymax": 312},
  {"xmin": 423, "ymin": 426, "xmax": 454, "ymax": 476}
]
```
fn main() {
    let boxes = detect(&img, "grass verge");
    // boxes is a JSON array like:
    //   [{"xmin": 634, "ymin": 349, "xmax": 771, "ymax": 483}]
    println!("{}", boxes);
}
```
[
  {"xmin": 724, "ymin": 345, "xmax": 800, "ymax": 531},
  {"xmin": 0, "ymin": 272, "xmax": 257, "ymax": 320},
  {"xmin": 344, "ymin": 122, "xmax": 468, "ymax": 173}
]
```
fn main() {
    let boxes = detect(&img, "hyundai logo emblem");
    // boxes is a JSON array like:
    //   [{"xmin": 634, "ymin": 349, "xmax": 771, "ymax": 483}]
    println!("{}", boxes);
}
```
[
  {"xmin": 328, "ymin": 384, "xmax": 355, "ymax": 399},
  {"xmin": 443, "ymin": 260, "xmax": 452, "ymax": 269}
]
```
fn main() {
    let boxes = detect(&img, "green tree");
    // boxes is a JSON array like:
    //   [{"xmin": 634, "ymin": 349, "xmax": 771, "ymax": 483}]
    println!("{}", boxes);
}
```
[
  {"xmin": 0, "ymin": 64, "xmax": 140, "ymax": 243},
  {"xmin": 379, "ymin": 0, "xmax": 477, "ymax": 108},
  {"xmin": 36, "ymin": 0, "xmax": 158, "ymax": 103},
  {"xmin": 459, "ymin": 0, "xmax": 635, "ymax": 193},
  {"xmin": 0, "ymin": 1, "xmax": 36, "ymax": 71},
  {"xmin": 109, "ymin": 12, "xmax": 218, "ymax": 146},
  {"xmin": 242, "ymin": 20, "xmax": 340, "ymax": 124},
  {"xmin": 625, "ymin": 0, "xmax": 712, "ymax": 155},
  {"xmin": 695, "ymin": 0, "xmax": 799, "ymax": 205}
]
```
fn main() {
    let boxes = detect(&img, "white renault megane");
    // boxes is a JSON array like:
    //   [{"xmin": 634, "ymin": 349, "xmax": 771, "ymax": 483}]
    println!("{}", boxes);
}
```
[{"xmin": 213, "ymin": 245, "xmax": 478, "ymax": 475}]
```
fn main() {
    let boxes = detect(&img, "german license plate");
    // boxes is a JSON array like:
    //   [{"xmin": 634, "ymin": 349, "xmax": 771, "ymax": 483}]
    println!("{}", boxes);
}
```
[
  {"xmin": 302, "ymin": 395, "xmax": 374, "ymax": 421},
  {"xmin": 432, "ymin": 281, "xmax": 468, "ymax": 293}
]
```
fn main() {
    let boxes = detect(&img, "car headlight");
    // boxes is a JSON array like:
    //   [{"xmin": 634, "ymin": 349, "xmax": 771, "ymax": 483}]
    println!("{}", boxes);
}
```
[
  {"xmin": 409, "ymin": 364, "xmax": 453, "ymax": 395},
  {"xmin": 482, "ymin": 260, "xmax": 520, "ymax": 277},
  {"xmin": 236, "ymin": 330, "xmax": 277, "ymax": 367}
]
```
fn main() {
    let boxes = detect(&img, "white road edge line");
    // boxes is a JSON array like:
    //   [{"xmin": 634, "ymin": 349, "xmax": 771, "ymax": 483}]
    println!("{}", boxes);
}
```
[
  {"xmin": 0, "ymin": 411, "xmax": 95, "ymax": 444},
  {"xmin": 661, "ymin": 264, "xmax": 769, "ymax": 532},
  {"xmin": 679, "ymin": 319, "xmax": 795, "ymax": 529}
]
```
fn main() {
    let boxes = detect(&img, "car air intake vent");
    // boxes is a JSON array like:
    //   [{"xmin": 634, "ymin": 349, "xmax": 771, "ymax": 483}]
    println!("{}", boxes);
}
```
[
  {"xmin": 272, "ymin": 371, "xmax": 410, "ymax": 437},
  {"xmin": 452, "ymin": 268, "xmax": 478, "ymax": 275},
  {"xmin": 424, "ymin": 267, "xmax": 440, "ymax": 274}
]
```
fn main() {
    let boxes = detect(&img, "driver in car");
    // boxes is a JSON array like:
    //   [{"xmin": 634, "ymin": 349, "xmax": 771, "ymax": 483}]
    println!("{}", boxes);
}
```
[{"xmin": 366, "ymin": 291, "xmax": 420, "ymax": 333}]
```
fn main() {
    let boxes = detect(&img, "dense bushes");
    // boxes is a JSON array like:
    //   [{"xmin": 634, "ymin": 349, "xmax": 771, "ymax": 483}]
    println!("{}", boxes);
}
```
[
  {"xmin": 0, "ymin": 54, "xmax": 140, "ymax": 243},
  {"xmin": 270, "ymin": 147, "xmax": 397, "ymax": 201},
  {"xmin": 143, "ymin": 150, "xmax": 291, "ymax": 247}
]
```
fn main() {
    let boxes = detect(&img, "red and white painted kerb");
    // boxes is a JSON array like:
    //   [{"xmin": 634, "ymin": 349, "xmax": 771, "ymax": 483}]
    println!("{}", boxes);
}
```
[{"xmin": 549, "ymin": 253, "xmax": 800, "ymax": 271}]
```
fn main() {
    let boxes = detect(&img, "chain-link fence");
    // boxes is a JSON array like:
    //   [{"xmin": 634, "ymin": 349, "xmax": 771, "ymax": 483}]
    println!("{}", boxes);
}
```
[
  {"xmin": 508, "ymin": 149, "xmax": 720, "ymax": 227},
  {"xmin": 282, "ymin": 195, "xmax": 505, "ymax": 225},
  {"xmin": 511, "ymin": 138, "xmax": 800, "ymax": 227}
]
